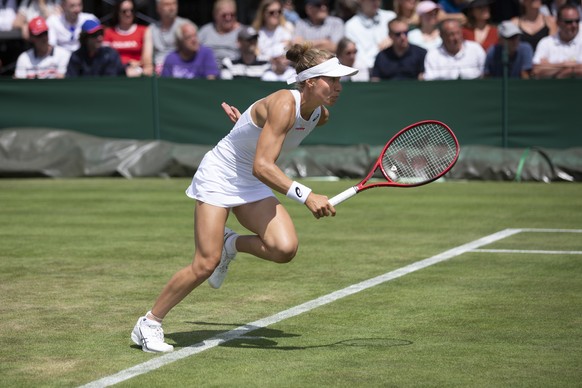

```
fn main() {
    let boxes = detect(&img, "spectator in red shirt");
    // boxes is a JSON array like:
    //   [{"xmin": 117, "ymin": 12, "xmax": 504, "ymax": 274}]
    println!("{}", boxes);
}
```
[
  {"xmin": 103, "ymin": 0, "xmax": 147, "ymax": 77},
  {"xmin": 462, "ymin": 0, "xmax": 498, "ymax": 52}
]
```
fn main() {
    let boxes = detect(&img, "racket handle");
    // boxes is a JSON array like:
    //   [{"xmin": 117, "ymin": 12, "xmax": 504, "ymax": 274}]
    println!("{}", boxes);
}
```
[{"xmin": 329, "ymin": 186, "xmax": 358, "ymax": 206}]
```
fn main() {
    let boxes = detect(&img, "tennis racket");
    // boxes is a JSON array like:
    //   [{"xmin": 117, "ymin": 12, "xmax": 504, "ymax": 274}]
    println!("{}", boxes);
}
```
[{"xmin": 329, "ymin": 120, "xmax": 460, "ymax": 206}]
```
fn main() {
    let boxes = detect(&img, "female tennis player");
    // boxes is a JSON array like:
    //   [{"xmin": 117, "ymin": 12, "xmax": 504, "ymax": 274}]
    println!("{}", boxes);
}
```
[{"xmin": 131, "ymin": 43, "xmax": 358, "ymax": 353}]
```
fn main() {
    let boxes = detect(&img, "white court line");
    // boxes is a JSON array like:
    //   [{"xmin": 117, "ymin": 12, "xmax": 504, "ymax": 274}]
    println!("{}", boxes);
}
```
[
  {"xmin": 472, "ymin": 249, "xmax": 582, "ymax": 255},
  {"xmin": 79, "ymin": 228, "xmax": 522, "ymax": 388}
]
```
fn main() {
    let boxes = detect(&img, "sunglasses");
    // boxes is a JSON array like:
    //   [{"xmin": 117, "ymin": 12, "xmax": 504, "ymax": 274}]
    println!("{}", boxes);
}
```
[
  {"xmin": 560, "ymin": 18, "xmax": 580, "ymax": 24},
  {"xmin": 266, "ymin": 9, "xmax": 282, "ymax": 16},
  {"xmin": 391, "ymin": 30, "xmax": 408, "ymax": 37},
  {"xmin": 120, "ymin": 8, "xmax": 134, "ymax": 14}
]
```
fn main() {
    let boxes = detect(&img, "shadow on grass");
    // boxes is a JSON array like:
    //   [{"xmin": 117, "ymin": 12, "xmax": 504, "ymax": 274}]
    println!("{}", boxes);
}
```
[{"xmin": 163, "ymin": 321, "xmax": 413, "ymax": 351}]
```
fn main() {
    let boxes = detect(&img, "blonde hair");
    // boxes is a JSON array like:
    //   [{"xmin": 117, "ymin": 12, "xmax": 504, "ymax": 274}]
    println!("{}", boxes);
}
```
[
  {"xmin": 286, "ymin": 43, "xmax": 334, "ymax": 90},
  {"xmin": 251, "ymin": 0, "xmax": 287, "ymax": 31}
]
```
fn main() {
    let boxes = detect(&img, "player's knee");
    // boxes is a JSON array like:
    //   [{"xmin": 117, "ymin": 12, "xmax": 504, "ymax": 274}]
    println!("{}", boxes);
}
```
[
  {"xmin": 270, "ymin": 241, "xmax": 298, "ymax": 263},
  {"xmin": 191, "ymin": 255, "xmax": 220, "ymax": 279}
]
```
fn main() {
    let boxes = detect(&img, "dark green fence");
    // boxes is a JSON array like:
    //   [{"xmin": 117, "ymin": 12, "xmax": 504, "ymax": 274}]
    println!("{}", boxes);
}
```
[{"xmin": 1, "ymin": 77, "xmax": 580, "ymax": 149}]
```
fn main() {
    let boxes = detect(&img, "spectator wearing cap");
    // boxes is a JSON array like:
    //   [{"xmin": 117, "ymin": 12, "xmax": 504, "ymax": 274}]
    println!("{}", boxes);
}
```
[
  {"xmin": 198, "ymin": 0, "xmax": 243, "ymax": 70},
  {"xmin": 161, "ymin": 20, "xmax": 219, "ymax": 79},
  {"xmin": 221, "ymin": 26, "xmax": 270, "ymax": 79},
  {"xmin": 371, "ymin": 17, "xmax": 427, "ymax": 80},
  {"xmin": 14, "ymin": 16, "xmax": 71, "ymax": 78},
  {"xmin": 408, "ymin": 1, "xmax": 443, "ymax": 51},
  {"xmin": 462, "ymin": 0, "xmax": 498, "ymax": 52},
  {"xmin": 13, "ymin": 0, "xmax": 60, "ymax": 40},
  {"xmin": 423, "ymin": 18, "xmax": 486, "ymax": 80},
  {"xmin": 66, "ymin": 20, "xmax": 125, "ymax": 77},
  {"xmin": 533, "ymin": 4, "xmax": 582, "ymax": 78},
  {"xmin": 260, "ymin": 43, "xmax": 296, "ymax": 81},
  {"xmin": 46, "ymin": 0, "xmax": 99, "ymax": 53},
  {"xmin": 344, "ymin": 0, "xmax": 397, "ymax": 70},
  {"xmin": 293, "ymin": 0, "xmax": 344, "ymax": 53},
  {"xmin": 484, "ymin": 20, "xmax": 533, "ymax": 78}
]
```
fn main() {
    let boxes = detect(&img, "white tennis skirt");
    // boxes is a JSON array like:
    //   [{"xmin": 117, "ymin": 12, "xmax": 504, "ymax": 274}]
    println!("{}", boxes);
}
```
[{"xmin": 185, "ymin": 151, "xmax": 275, "ymax": 208}]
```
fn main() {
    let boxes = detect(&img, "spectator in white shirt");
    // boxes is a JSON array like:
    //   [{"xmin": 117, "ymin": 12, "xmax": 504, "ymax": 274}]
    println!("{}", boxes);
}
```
[
  {"xmin": 533, "ymin": 3, "xmax": 582, "ymax": 78},
  {"xmin": 344, "ymin": 0, "xmax": 396, "ymax": 70},
  {"xmin": 14, "ymin": 16, "xmax": 70, "ymax": 78},
  {"xmin": 46, "ymin": 0, "xmax": 98, "ymax": 52},
  {"xmin": 423, "ymin": 18, "xmax": 486, "ymax": 80}
]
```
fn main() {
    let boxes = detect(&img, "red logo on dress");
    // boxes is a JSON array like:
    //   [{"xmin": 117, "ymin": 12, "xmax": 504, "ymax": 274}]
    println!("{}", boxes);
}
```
[{"xmin": 295, "ymin": 127, "xmax": 305, "ymax": 131}]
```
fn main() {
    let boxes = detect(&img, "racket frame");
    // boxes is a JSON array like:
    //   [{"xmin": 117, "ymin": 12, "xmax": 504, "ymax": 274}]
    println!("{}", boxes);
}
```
[{"xmin": 329, "ymin": 120, "xmax": 459, "ymax": 206}]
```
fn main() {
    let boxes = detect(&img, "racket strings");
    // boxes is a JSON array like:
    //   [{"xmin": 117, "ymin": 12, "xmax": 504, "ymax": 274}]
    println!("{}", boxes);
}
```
[{"xmin": 381, "ymin": 123, "xmax": 458, "ymax": 184}]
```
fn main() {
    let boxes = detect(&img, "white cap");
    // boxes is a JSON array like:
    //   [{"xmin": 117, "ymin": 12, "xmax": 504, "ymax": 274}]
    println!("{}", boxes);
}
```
[
  {"xmin": 498, "ymin": 21, "xmax": 521, "ymax": 39},
  {"xmin": 416, "ymin": 1, "xmax": 440, "ymax": 15},
  {"xmin": 287, "ymin": 57, "xmax": 359, "ymax": 84}
]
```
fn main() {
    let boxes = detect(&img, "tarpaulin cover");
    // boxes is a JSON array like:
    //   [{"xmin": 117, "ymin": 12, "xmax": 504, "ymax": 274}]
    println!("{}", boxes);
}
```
[{"xmin": 1, "ymin": 129, "xmax": 580, "ymax": 182}]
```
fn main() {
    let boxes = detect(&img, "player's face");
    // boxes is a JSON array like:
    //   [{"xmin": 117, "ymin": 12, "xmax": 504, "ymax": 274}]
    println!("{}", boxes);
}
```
[{"xmin": 314, "ymin": 76, "xmax": 342, "ymax": 106}]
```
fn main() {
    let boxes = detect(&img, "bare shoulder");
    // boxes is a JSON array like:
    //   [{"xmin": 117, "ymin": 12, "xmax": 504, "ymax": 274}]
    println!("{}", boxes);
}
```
[{"xmin": 253, "ymin": 89, "xmax": 296, "ymax": 129}]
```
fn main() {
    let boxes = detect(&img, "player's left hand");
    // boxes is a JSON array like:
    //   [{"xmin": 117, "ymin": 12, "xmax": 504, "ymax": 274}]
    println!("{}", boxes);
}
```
[{"xmin": 221, "ymin": 102, "xmax": 242, "ymax": 124}]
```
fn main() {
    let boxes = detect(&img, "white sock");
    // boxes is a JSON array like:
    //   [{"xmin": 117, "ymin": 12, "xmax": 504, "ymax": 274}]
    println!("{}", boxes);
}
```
[{"xmin": 226, "ymin": 234, "xmax": 238, "ymax": 254}]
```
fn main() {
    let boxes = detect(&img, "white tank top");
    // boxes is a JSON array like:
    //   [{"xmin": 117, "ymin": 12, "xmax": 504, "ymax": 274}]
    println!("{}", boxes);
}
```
[{"xmin": 186, "ymin": 90, "xmax": 322, "ymax": 207}]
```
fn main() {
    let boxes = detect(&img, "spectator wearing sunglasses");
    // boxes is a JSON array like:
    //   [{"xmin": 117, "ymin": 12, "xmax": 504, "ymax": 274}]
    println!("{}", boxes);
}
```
[
  {"xmin": 14, "ymin": 16, "xmax": 71, "ymax": 78},
  {"xmin": 293, "ymin": 0, "xmax": 344, "ymax": 53},
  {"xmin": 252, "ymin": 0, "xmax": 293, "ymax": 61},
  {"xmin": 198, "ymin": 0, "xmax": 243, "ymax": 70},
  {"xmin": 371, "ymin": 17, "xmax": 427, "ymax": 80},
  {"xmin": 66, "ymin": 20, "xmax": 125, "ymax": 77},
  {"xmin": 103, "ymin": 0, "xmax": 147, "ymax": 77},
  {"xmin": 533, "ymin": 4, "xmax": 582, "ymax": 78}
]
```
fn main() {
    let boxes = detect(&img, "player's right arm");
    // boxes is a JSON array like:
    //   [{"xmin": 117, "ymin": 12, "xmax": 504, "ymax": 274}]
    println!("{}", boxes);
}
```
[{"xmin": 252, "ymin": 91, "xmax": 335, "ymax": 218}]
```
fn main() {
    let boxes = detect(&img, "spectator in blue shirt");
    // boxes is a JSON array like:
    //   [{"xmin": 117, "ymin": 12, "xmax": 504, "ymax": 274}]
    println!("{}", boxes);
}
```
[
  {"xmin": 371, "ymin": 18, "xmax": 427, "ymax": 81},
  {"xmin": 66, "ymin": 20, "xmax": 125, "ymax": 77},
  {"xmin": 485, "ymin": 20, "xmax": 533, "ymax": 79}
]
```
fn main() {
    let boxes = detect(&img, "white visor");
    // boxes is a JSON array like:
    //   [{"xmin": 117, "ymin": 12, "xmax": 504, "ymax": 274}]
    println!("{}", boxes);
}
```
[{"xmin": 287, "ymin": 57, "xmax": 359, "ymax": 85}]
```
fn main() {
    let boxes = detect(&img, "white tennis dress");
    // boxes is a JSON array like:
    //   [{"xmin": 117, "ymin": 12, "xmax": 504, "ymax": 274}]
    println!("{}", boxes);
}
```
[{"xmin": 186, "ymin": 90, "xmax": 322, "ymax": 207}]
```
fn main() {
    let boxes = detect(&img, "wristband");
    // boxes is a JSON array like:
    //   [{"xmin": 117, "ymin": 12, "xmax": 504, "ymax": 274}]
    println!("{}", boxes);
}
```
[{"xmin": 286, "ymin": 181, "xmax": 312, "ymax": 204}]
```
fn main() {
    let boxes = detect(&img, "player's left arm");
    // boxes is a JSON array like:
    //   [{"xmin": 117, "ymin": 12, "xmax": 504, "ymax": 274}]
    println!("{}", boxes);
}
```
[{"xmin": 316, "ymin": 106, "xmax": 330, "ymax": 126}]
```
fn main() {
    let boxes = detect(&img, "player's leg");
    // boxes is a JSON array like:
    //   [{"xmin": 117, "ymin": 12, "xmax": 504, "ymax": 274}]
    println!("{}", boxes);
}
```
[
  {"xmin": 233, "ymin": 196, "xmax": 299, "ymax": 264},
  {"xmin": 132, "ymin": 201, "xmax": 229, "ymax": 352}
]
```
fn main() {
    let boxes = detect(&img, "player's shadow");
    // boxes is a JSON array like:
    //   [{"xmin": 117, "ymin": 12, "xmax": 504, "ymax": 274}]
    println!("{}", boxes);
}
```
[{"xmin": 162, "ymin": 321, "xmax": 412, "ymax": 351}]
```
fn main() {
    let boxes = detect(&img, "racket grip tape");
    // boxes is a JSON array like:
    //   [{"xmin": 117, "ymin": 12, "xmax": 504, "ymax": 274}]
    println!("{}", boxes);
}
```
[{"xmin": 329, "ymin": 186, "xmax": 358, "ymax": 206}]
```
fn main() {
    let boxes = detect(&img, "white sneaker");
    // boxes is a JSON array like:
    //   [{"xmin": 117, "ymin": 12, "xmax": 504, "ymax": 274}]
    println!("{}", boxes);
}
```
[
  {"xmin": 208, "ymin": 227, "xmax": 238, "ymax": 289},
  {"xmin": 131, "ymin": 315, "xmax": 174, "ymax": 353}
]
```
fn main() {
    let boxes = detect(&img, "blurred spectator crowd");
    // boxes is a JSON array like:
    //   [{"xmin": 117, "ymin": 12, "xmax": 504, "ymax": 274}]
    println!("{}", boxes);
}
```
[{"xmin": 1, "ymin": 0, "xmax": 581, "ymax": 80}]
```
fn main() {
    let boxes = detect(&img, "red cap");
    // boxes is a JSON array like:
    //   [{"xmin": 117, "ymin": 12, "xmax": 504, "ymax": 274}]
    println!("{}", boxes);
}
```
[{"xmin": 29, "ymin": 17, "xmax": 49, "ymax": 36}]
